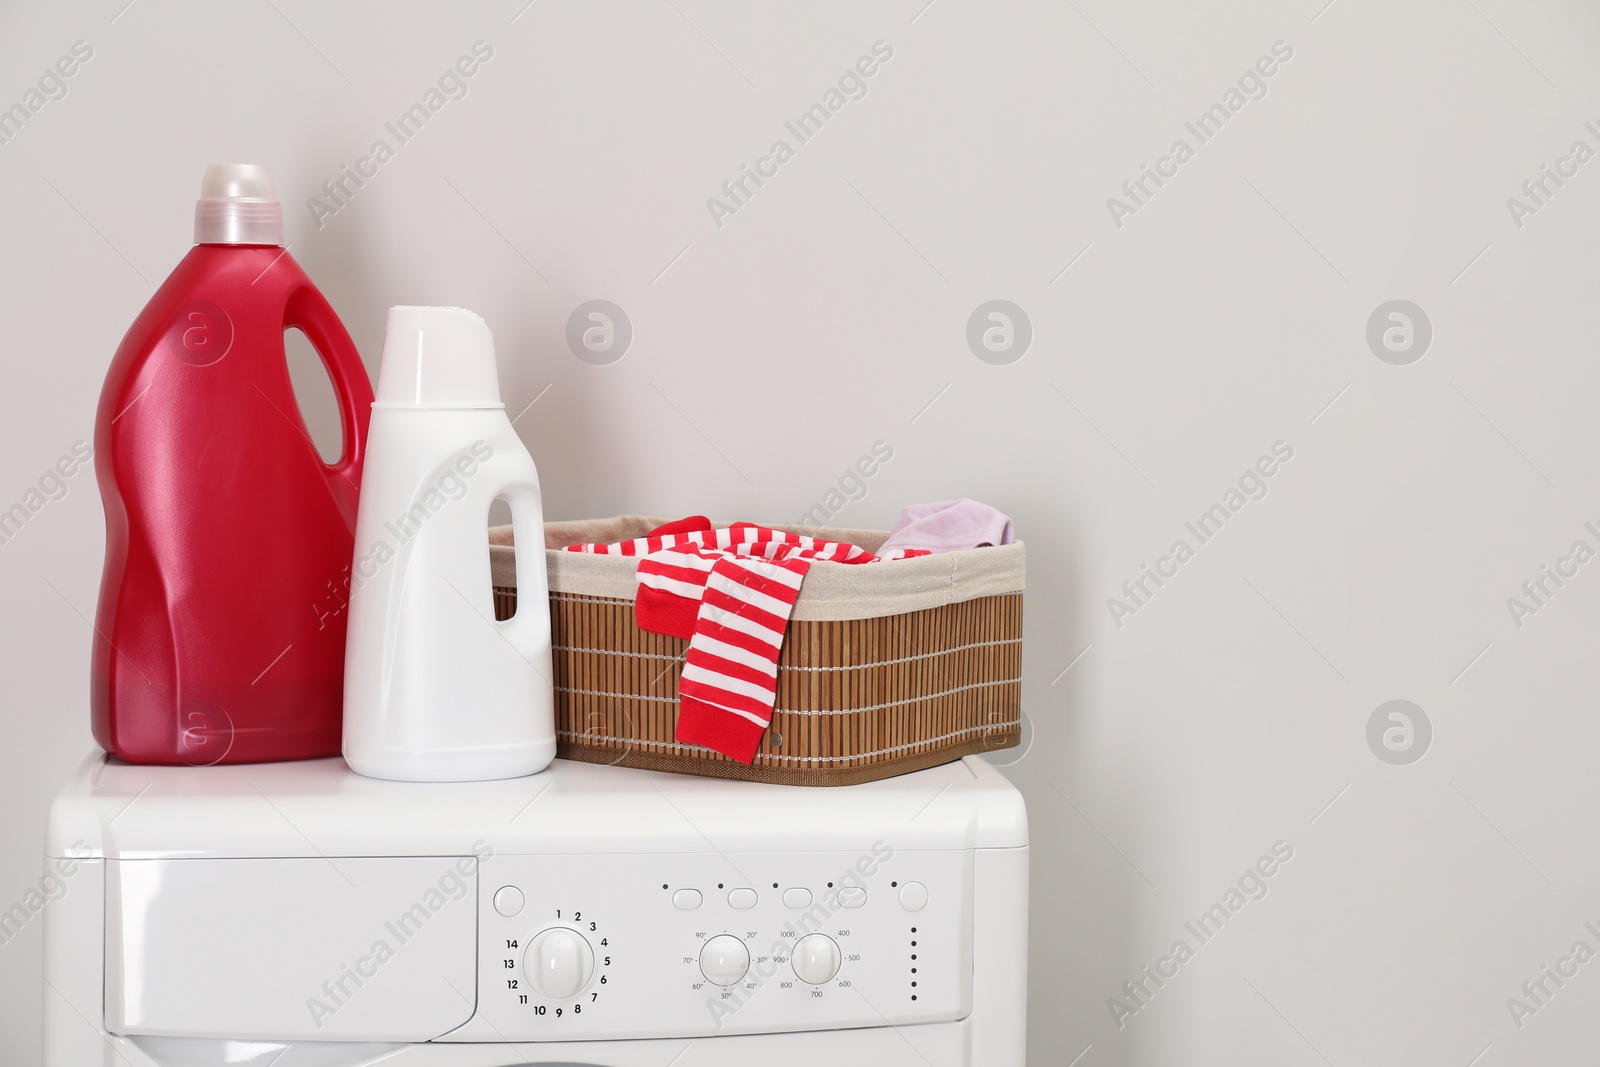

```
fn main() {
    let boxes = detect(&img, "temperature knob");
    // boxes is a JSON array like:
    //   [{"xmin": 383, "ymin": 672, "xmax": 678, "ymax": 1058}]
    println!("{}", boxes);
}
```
[
  {"xmin": 699, "ymin": 934, "xmax": 750, "ymax": 986},
  {"xmin": 791, "ymin": 933, "xmax": 841, "ymax": 985},
  {"xmin": 523, "ymin": 927, "xmax": 595, "ymax": 1000}
]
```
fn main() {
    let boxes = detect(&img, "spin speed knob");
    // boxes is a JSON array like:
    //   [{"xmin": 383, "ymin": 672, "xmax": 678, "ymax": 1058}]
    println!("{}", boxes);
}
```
[
  {"xmin": 699, "ymin": 934, "xmax": 750, "ymax": 987},
  {"xmin": 523, "ymin": 927, "xmax": 595, "ymax": 1000},
  {"xmin": 791, "ymin": 933, "xmax": 841, "ymax": 985}
]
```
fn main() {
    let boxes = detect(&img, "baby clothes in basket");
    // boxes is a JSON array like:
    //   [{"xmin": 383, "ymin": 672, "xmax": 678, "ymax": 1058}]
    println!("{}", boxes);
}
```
[{"xmin": 878, "ymin": 498, "xmax": 1016, "ymax": 554}]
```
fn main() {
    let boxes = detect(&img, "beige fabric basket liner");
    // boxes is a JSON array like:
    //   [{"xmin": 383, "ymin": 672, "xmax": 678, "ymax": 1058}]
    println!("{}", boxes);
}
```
[{"xmin": 489, "ymin": 515, "xmax": 1025, "ymax": 620}]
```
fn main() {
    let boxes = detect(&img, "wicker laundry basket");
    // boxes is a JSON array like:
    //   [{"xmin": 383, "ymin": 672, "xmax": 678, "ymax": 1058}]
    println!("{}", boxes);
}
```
[{"xmin": 490, "ymin": 517, "xmax": 1024, "ymax": 786}]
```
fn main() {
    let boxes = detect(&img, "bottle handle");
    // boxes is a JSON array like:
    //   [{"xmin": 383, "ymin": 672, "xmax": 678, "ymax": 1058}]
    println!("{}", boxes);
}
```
[
  {"xmin": 283, "ymin": 285, "xmax": 374, "ymax": 488},
  {"xmin": 499, "ymin": 480, "xmax": 550, "ymax": 662}
]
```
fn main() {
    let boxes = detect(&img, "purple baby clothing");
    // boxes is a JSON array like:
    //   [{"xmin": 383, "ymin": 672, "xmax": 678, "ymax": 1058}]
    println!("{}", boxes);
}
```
[{"xmin": 878, "ymin": 499, "xmax": 1015, "ymax": 554}]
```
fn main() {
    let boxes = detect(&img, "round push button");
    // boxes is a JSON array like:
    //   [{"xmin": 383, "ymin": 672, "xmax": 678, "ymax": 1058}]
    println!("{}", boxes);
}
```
[
  {"xmin": 493, "ymin": 886, "xmax": 524, "ymax": 917},
  {"xmin": 673, "ymin": 889, "xmax": 703, "ymax": 910},
  {"xmin": 728, "ymin": 888, "xmax": 758, "ymax": 909},
  {"xmin": 782, "ymin": 887, "xmax": 812, "ymax": 909},
  {"xmin": 899, "ymin": 881, "xmax": 929, "ymax": 912}
]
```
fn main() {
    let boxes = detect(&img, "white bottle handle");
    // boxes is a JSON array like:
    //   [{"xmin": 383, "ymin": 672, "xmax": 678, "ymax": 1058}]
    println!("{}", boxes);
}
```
[{"xmin": 499, "ymin": 479, "xmax": 549, "ymax": 662}]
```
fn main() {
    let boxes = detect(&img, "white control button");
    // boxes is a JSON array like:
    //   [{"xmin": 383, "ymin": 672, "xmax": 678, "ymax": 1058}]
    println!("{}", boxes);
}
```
[
  {"xmin": 838, "ymin": 887, "xmax": 866, "ymax": 908},
  {"xmin": 493, "ymin": 886, "xmax": 524, "ymax": 917},
  {"xmin": 699, "ymin": 934, "xmax": 750, "ymax": 986},
  {"xmin": 792, "ymin": 933, "xmax": 842, "ymax": 985},
  {"xmin": 728, "ymin": 888, "xmax": 758, "ymax": 909},
  {"xmin": 673, "ymin": 889, "xmax": 703, "ymax": 910},
  {"xmin": 523, "ymin": 927, "xmax": 595, "ymax": 1000},
  {"xmin": 899, "ymin": 881, "xmax": 929, "ymax": 911},
  {"xmin": 783, "ymin": 887, "xmax": 812, "ymax": 909}
]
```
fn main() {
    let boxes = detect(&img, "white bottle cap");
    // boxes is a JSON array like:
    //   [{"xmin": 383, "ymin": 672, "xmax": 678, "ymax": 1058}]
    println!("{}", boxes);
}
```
[
  {"xmin": 376, "ymin": 306, "xmax": 505, "ymax": 408},
  {"xmin": 193, "ymin": 163, "xmax": 285, "ymax": 246}
]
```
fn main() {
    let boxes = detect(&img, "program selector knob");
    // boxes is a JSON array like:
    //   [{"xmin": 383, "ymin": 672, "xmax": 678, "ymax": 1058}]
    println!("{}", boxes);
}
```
[
  {"xmin": 791, "ymin": 933, "xmax": 842, "ymax": 985},
  {"xmin": 523, "ymin": 927, "xmax": 595, "ymax": 1000},
  {"xmin": 699, "ymin": 934, "xmax": 750, "ymax": 986}
]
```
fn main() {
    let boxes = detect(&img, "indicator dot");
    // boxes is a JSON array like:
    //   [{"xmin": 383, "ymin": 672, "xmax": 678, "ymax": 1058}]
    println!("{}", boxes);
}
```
[
  {"xmin": 891, "ymin": 881, "xmax": 898, "ymax": 887},
  {"xmin": 911, "ymin": 995, "xmax": 917, "ymax": 1001},
  {"xmin": 911, "ymin": 941, "xmax": 917, "ymax": 946},
  {"xmin": 911, "ymin": 955, "xmax": 917, "ymax": 960}
]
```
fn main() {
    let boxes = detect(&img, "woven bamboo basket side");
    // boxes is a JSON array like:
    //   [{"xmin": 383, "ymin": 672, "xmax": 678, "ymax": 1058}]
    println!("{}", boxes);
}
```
[{"xmin": 493, "ymin": 586, "xmax": 1022, "ymax": 786}]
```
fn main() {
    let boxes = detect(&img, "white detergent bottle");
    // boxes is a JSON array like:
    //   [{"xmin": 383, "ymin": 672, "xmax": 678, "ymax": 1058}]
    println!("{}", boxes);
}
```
[{"xmin": 343, "ymin": 306, "xmax": 555, "ymax": 782}]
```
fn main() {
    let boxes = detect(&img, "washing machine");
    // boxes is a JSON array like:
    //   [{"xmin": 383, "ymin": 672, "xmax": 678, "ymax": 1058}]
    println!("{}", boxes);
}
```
[{"xmin": 43, "ymin": 751, "xmax": 1028, "ymax": 1065}]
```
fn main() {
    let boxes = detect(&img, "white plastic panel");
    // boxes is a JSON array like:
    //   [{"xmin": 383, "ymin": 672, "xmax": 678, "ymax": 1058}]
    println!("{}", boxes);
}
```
[
  {"xmin": 106, "ymin": 856, "xmax": 478, "ymax": 1041},
  {"xmin": 450, "ymin": 848, "xmax": 971, "ymax": 1042},
  {"xmin": 43, "ymin": 858, "xmax": 105, "ymax": 1067},
  {"xmin": 51, "ymin": 755, "xmax": 1026, "ymax": 861},
  {"xmin": 120, "ymin": 1021, "xmax": 973, "ymax": 1067},
  {"xmin": 969, "ymin": 846, "xmax": 1028, "ymax": 1065}
]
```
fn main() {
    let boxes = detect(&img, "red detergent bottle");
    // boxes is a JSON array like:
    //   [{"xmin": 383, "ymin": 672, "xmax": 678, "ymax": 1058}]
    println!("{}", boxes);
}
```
[{"xmin": 91, "ymin": 164, "xmax": 374, "ymax": 765}]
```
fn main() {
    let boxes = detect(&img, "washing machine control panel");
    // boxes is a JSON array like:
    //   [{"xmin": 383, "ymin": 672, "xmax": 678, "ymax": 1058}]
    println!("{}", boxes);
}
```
[{"xmin": 460, "ymin": 848, "xmax": 971, "ymax": 1041}]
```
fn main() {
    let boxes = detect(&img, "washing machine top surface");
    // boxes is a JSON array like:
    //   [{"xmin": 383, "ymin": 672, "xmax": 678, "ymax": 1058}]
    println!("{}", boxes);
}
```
[{"xmin": 49, "ymin": 753, "xmax": 1027, "ymax": 859}]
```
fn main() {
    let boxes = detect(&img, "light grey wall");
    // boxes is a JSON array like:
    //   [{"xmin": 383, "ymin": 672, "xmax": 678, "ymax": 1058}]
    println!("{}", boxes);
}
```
[{"xmin": 3, "ymin": 0, "xmax": 1598, "ymax": 1063}]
